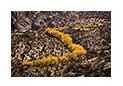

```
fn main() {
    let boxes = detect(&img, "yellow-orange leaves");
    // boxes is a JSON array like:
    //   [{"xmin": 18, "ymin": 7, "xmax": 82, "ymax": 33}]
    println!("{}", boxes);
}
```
[
  {"xmin": 22, "ymin": 61, "xmax": 33, "ymax": 66},
  {"xmin": 47, "ymin": 29, "xmax": 72, "ymax": 45},
  {"xmin": 66, "ymin": 53, "xmax": 77, "ymax": 59},
  {"xmin": 22, "ymin": 25, "xmax": 88, "ymax": 67},
  {"xmin": 75, "ymin": 24, "xmax": 81, "ymax": 28},
  {"xmin": 40, "ymin": 57, "xmax": 49, "ymax": 65},
  {"xmin": 73, "ymin": 49, "xmax": 87, "ymax": 57},
  {"xmin": 68, "ymin": 44, "xmax": 82, "ymax": 51},
  {"xmin": 61, "ymin": 34, "xmax": 72, "ymax": 45},
  {"xmin": 98, "ymin": 24, "xmax": 104, "ymax": 27},
  {"xmin": 47, "ymin": 56, "xmax": 58, "ymax": 64},
  {"xmin": 59, "ymin": 56, "xmax": 69, "ymax": 62},
  {"xmin": 87, "ymin": 24, "xmax": 92, "ymax": 28},
  {"xmin": 93, "ymin": 25, "xmax": 97, "ymax": 28},
  {"xmin": 68, "ymin": 43, "xmax": 87, "ymax": 57}
]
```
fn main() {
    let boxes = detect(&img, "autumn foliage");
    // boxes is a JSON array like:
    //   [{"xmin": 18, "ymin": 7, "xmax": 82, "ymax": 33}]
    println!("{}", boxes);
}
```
[{"xmin": 22, "ymin": 24, "xmax": 104, "ymax": 67}]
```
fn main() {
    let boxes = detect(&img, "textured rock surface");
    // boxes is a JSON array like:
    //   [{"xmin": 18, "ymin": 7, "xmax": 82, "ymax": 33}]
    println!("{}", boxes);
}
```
[{"xmin": 11, "ymin": 11, "xmax": 111, "ymax": 77}]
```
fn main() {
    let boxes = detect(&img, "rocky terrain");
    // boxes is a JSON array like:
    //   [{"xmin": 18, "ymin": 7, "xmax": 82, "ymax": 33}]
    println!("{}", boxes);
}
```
[{"xmin": 11, "ymin": 11, "xmax": 111, "ymax": 77}]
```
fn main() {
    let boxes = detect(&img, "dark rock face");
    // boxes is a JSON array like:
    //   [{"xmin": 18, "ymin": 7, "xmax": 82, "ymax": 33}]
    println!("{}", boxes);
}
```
[
  {"xmin": 11, "ymin": 11, "xmax": 111, "ymax": 31},
  {"xmin": 11, "ymin": 11, "xmax": 111, "ymax": 77}
]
